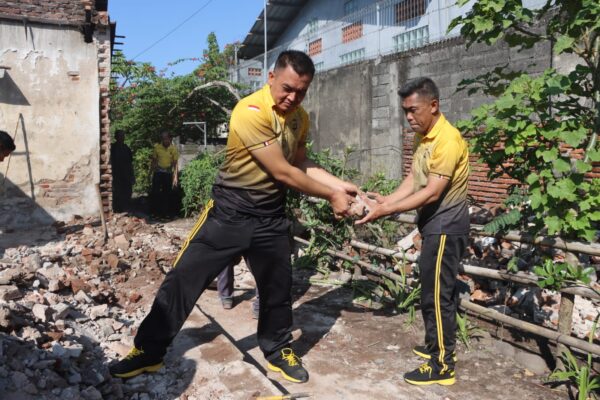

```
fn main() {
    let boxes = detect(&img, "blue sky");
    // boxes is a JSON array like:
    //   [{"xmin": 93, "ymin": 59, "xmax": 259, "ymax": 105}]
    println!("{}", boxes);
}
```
[{"xmin": 109, "ymin": 0, "xmax": 265, "ymax": 76}]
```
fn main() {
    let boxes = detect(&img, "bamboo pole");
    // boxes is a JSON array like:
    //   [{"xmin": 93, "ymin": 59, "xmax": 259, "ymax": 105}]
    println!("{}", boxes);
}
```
[
  {"xmin": 293, "ymin": 237, "xmax": 404, "ymax": 283},
  {"xmin": 293, "ymin": 237, "xmax": 600, "ymax": 357},
  {"xmin": 556, "ymin": 293, "xmax": 576, "ymax": 369},
  {"xmin": 460, "ymin": 299, "xmax": 600, "ymax": 356},
  {"xmin": 470, "ymin": 230, "xmax": 600, "ymax": 257},
  {"xmin": 349, "ymin": 239, "xmax": 600, "ymax": 300},
  {"xmin": 95, "ymin": 183, "xmax": 108, "ymax": 244}
]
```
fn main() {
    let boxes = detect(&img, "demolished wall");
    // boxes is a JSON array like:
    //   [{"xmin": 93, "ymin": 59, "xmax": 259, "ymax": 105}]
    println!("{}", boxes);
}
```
[{"xmin": 0, "ymin": 0, "xmax": 111, "ymax": 229}]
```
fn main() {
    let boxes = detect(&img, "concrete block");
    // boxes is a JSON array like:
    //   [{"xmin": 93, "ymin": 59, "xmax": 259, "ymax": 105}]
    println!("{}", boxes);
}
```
[{"xmin": 372, "ymin": 107, "xmax": 390, "ymax": 119}]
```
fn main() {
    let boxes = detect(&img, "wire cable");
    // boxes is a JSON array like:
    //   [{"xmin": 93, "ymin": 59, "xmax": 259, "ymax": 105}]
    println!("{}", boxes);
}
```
[{"xmin": 132, "ymin": 0, "xmax": 216, "ymax": 61}]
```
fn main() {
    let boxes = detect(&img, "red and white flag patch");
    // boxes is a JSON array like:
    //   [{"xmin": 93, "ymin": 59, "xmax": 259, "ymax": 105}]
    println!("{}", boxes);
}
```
[{"xmin": 248, "ymin": 105, "xmax": 260, "ymax": 112}]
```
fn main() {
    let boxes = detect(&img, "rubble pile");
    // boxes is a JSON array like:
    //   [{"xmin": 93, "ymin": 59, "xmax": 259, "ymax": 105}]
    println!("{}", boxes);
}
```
[
  {"xmin": 0, "ymin": 214, "xmax": 191, "ymax": 399},
  {"xmin": 394, "ymin": 216, "xmax": 600, "ymax": 341}
]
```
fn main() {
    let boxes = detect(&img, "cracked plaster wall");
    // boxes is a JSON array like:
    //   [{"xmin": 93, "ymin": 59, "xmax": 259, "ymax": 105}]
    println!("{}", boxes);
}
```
[{"xmin": 0, "ymin": 20, "xmax": 100, "ymax": 228}]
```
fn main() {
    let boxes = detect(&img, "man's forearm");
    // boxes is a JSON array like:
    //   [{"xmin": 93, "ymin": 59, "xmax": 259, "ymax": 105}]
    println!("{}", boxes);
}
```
[
  {"xmin": 274, "ymin": 164, "xmax": 336, "ymax": 201},
  {"xmin": 297, "ymin": 159, "xmax": 348, "ymax": 190},
  {"xmin": 385, "ymin": 187, "xmax": 439, "ymax": 215},
  {"xmin": 386, "ymin": 173, "xmax": 414, "ymax": 203}
]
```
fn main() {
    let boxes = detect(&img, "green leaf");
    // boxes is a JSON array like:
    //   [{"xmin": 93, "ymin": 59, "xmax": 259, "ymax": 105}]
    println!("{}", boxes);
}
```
[
  {"xmin": 539, "ymin": 148, "xmax": 558, "ymax": 162},
  {"xmin": 553, "ymin": 158, "xmax": 571, "ymax": 173},
  {"xmin": 562, "ymin": 127, "xmax": 589, "ymax": 147},
  {"xmin": 544, "ymin": 215, "xmax": 563, "ymax": 234},
  {"xmin": 574, "ymin": 160, "xmax": 592, "ymax": 173},
  {"xmin": 553, "ymin": 35, "xmax": 575, "ymax": 54},
  {"xmin": 526, "ymin": 173, "xmax": 539, "ymax": 185}
]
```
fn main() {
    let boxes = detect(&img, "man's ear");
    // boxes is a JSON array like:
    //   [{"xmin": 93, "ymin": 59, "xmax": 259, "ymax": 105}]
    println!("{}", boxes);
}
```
[
  {"xmin": 431, "ymin": 98, "xmax": 439, "ymax": 114},
  {"xmin": 267, "ymin": 70, "xmax": 275, "ymax": 85}
]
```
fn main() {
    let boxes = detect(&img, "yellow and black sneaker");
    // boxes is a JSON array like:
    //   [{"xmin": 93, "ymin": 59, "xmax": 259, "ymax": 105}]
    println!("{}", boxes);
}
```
[
  {"xmin": 413, "ymin": 345, "xmax": 457, "ymax": 362},
  {"xmin": 109, "ymin": 347, "xmax": 164, "ymax": 379},
  {"xmin": 404, "ymin": 362, "xmax": 456, "ymax": 386},
  {"xmin": 267, "ymin": 348, "xmax": 309, "ymax": 383}
]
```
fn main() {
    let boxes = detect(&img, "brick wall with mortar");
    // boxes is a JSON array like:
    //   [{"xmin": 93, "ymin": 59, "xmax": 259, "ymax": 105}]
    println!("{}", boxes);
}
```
[
  {"xmin": 95, "ymin": 8, "xmax": 112, "ymax": 216},
  {"xmin": 304, "ymin": 35, "xmax": 600, "ymax": 208},
  {"xmin": 0, "ymin": 0, "xmax": 94, "ymax": 23}
]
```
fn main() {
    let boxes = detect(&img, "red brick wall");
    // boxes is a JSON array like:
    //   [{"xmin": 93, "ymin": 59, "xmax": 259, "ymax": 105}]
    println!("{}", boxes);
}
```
[{"xmin": 0, "ymin": 0, "xmax": 96, "ymax": 23}]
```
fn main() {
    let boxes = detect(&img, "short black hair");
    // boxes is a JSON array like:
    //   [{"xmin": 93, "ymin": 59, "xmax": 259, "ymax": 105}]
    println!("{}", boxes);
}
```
[
  {"xmin": 0, "ymin": 130, "xmax": 15, "ymax": 152},
  {"xmin": 274, "ymin": 50, "xmax": 315, "ymax": 78},
  {"xmin": 398, "ymin": 77, "xmax": 439, "ymax": 100}
]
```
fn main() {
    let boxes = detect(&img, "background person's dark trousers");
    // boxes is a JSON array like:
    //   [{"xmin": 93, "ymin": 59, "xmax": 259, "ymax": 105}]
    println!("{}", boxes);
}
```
[
  {"xmin": 150, "ymin": 171, "xmax": 173, "ymax": 217},
  {"xmin": 217, "ymin": 263, "xmax": 235, "ymax": 299},
  {"xmin": 419, "ymin": 233, "xmax": 468, "ymax": 373},
  {"xmin": 133, "ymin": 201, "xmax": 293, "ymax": 361}
]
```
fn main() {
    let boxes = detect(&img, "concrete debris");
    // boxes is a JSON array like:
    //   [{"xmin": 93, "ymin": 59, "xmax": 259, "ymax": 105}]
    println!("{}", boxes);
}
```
[
  {"xmin": 395, "ymin": 231, "xmax": 600, "ymax": 341},
  {"xmin": 0, "ymin": 214, "xmax": 184, "ymax": 399},
  {"xmin": 0, "ymin": 209, "xmax": 596, "ymax": 398}
]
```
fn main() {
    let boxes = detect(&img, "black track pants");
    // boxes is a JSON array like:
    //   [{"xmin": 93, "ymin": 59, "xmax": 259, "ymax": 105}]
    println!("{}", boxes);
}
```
[
  {"xmin": 134, "ymin": 200, "xmax": 293, "ymax": 361},
  {"xmin": 419, "ymin": 233, "xmax": 468, "ymax": 373}
]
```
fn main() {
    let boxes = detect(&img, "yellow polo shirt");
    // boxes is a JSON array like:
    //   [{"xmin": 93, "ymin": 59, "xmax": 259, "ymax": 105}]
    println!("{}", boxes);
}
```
[
  {"xmin": 213, "ymin": 84, "xmax": 309, "ymax": 215},
  {"xmin": 412, "ymin": 114, "xmax": 470, "ymax": 234},
  {"xmin": 153, "ymin": 143, "xmax": 178, "ymax": 170}
]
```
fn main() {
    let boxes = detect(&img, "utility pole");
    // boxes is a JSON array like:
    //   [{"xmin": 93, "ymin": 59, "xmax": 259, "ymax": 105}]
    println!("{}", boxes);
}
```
[{"xmin": 263, "ymin": 0, "xmax": 268, "ymax": 83}]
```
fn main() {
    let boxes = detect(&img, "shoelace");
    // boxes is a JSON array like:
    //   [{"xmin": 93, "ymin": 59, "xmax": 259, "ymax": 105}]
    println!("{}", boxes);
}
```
[
  {"xmin": 125, "ymin": 347, "xmax": 144, "ymax": 360},
  {"xmin": 418, "ymin": 363, "xmax": 432, "ymax": 376},
  {"xmin": 281, "ymin": 349, "xmax": 300, "ymax": 367}
]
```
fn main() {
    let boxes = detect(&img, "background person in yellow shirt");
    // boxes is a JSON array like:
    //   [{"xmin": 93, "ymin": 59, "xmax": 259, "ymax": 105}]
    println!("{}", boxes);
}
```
[{"xmin": 150, "ymin": 131, "xmax": 179, "ymax": 218}]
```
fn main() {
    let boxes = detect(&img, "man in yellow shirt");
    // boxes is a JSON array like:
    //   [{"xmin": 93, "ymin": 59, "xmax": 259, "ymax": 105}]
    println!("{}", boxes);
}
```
[
  {"xmin": 110, "ymin": 51, "xmax": 357, "ymax": 383},
  {"xmin": 150, "ymin": 131, "xmax": 179, "ymax": 217},
  {"xmin": 357, "ymin": 77, "xmax": 470, "ymax": 386}
]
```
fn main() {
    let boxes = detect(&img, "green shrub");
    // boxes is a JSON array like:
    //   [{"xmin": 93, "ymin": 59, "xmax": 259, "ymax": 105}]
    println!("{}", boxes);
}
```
[
  {"xmin": 179, "ymin": 151, "xmax": 225, "ymax": 216},
  {"xmin": 132, "ymin": 147, "xmax": 153, "ymax": 195}
]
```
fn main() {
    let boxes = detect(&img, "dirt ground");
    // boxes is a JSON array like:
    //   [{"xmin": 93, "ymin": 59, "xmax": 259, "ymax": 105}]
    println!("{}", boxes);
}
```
[
  {"xmin": 137, "ymin": 218, "xmax": 568, "ymax": 400},
  {"xmin": 0, "ymin": 217, "xmax": 570, "ymax": 400}
]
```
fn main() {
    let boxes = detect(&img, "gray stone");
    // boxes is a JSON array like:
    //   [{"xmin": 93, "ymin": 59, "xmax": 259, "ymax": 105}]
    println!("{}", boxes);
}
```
[
  {"xmin": 0, "ymin": 285, "xmax": 23, "ymax": 302},
  {"xmin": 11, "ymin": 370, "xmax": 38, "ymax": 394},
  {"xmin": 0, "ymin": 268, "xmax": 21, "ymax": 285},
  {"xmin": 26, "ymin": 253, "xmax": 42, "ymax": 270},
  {"xmin": 65, "ymin": 344, "xmax": 84, "ymax": 358},
  {"xmin": 61, "ymin": 386, "xmax": 82, "ymax": 400},
  {"xmin": 75, "ymin": 290, "xmax": 93, "ymax": 304},
  {"xmin": 114, "ymin": 234, "xmax": 130, "ymax": 251},
  {"xmin": 514, "ymin": 350, "xmax": 550, "ymax": 375},
  {"xmin": 37, "ymin": 265, "xmax": 65, "ymax": 281},
  {"xmin": 52, "ymin": 342, "xmax": 67, "ymax": 357},
  {"xmin": 81, "ymin": 386, "xmax": 103, "ymax": 400},
  {"xmin": 81, "ymin": 368, "xmax": 106, "ymax": 386},
  {"xmin": 493, "ymin": 341, "xmax": 516, "ymax": 358},
  {"xmin": 67, "ymin": 371, "xmax": 82, "ymax": 384},
  {"xmin": 32, "ymin": 304, "xmax": 51, "ymax": 322},
  {"xmin": 48, "ymin": 279, "xmax": 64, "ymax": 292},
  {"xmin": 51, "ymin": 303, "xmax": 71, "ymax": 320},
  {"xmin": 20, "ymin": 326, "xmax": 42, "ymax": 343},
  {"xmin": 89, "ymin": 304, "xmax": 108, "ymax": 320},
  {"xmin": 0, "ymin": 304, "xmax": 11, "ymax": 329},
  {"xmin": 32, "ymin": 359, "xmax": 56, "ymax": 369}
]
